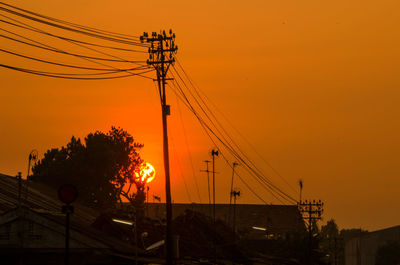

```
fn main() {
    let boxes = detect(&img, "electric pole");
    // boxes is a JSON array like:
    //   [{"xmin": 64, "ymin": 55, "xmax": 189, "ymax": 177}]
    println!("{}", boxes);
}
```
[
  {"xmin": 228, "ymin": 162, "xmax": 238, "ymax": 224},
  {"xmin": 231, "ymin": 188, "xmax": 240, "ymax": 265},
  {"xmin": 231, "ymin": 189, "xmax": 240, "ymax": 234},
  {"xmin": 140, "ymin": 30, "xmax": 177, "ymax": 265},
  {"xmin": 298, "ymin": 199, "xmax": 324, "ymax": 264},
  {"xmin": 211, "ymin": 149, "xmax": 219, "ymax": 264},
  {"xmin": 200, "ymin": 160, "xmax": 212, "ymax": 210}
]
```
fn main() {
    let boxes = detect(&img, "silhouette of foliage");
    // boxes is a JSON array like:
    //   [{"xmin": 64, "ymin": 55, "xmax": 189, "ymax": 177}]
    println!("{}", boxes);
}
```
[{"xmin": 31, "ymin": 127, "xmax": 144, "ymax": 210}]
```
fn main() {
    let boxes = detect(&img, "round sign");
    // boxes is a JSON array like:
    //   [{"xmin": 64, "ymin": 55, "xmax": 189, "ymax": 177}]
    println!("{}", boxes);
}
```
[{"xmin": 58, "ymin": 184, "xmax": 78, "ymax": 204}]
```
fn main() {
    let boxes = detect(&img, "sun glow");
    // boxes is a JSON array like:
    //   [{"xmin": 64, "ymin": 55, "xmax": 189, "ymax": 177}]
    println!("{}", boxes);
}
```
[{"xmin": 135, "ymin": 162, "xmax": 156, "ymax": 183}]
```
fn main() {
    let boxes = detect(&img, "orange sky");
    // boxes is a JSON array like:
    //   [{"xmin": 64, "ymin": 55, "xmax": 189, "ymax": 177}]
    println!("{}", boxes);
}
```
[{"xmin": 1, "ymin": 0, "xmax": 400, "ymax": 231}]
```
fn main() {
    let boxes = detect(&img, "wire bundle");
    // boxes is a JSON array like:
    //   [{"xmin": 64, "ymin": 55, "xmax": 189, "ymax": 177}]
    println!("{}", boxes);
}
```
[
  {"xmin": 0, "ymin": 1, "xmax": 153, "ymax": 80},
  {"xmin": 167, "ymin": 59, "xmax": 298, "ymax": 205}
]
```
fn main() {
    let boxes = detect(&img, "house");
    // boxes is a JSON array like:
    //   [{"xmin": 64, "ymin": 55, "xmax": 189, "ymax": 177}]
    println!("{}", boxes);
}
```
[{"xmin": 345, "ymin": 225, "xmax": 400, "ymax": 265}]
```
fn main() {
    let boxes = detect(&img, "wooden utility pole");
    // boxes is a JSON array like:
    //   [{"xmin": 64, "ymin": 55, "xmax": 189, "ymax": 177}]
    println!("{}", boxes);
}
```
[
  {"xmin": 298, "ymin": 199, "xmax": 324, "ymax": 264},
  {"xmin": 140, "ymin": 30, "xmax": 177, "ymax": 265}
]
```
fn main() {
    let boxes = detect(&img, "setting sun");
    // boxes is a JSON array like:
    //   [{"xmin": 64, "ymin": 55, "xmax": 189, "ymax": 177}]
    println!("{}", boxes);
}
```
[{"xmin": 135, "ymin": 162, "xmax": 156, "ymax": 184}]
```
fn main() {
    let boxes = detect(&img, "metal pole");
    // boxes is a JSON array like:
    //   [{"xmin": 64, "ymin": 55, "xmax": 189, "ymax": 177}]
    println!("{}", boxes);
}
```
[
  {"xmin": 228, "ymin": 162, "xmax": 238, "ymax": 225},
  {"xmin": 65, "ymin": 208, "xmax": 70, "ymax": 265},
  {"xmin": 211, "ymin": 149, "xmax": 218, "ymax": 264},
  {"xmin": 201, "ymin": 160, "xmax": 212, "ymax": 216},
  {"xmin": 233, "ymin": 193, "xmax": 237, "ymax": 235}
]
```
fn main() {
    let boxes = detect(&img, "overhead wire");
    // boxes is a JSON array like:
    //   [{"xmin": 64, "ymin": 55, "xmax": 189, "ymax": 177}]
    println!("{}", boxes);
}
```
[
  {"xmin": 0, "ymin": 63, "xmax": 154, "ymax": 80},
  {"xmin": 0, "ymin": 9, "xmax": 153, "ymax": 79},
  {"xmin": 0, "ymin": 48, "xmax": 148, "ymax": 72},
  {"xmin": 0, "ymin": 29, "xmax": 153, "ymax": 79},
  {"xmin": 169, "ymin": 125, "xmax": 193, "ymax": 203},
  {"xmin": 166, "ymin": 80, "xmax": 270, "ymax": 204},
  {"xmin": 175, "ymin": 58, "xmax": 298, "ymax": 194},
  {"xmin": 166, "ymin": 73, "xmax": 286, "ymax": 203},
  {"xmin": 0, "ymin": 4, "xmax": 148, "ymax": 47},
  {"xmin": 169, "ymin": 66, "xmax": 297, "ymax": 204},
  {"xmin": 0, "ymin": 1, "xmax": 142, "ymax": 41},
  {"xmin": 0, "ymin": 17, "xmax": 147, "ymax": 64},
  {"xmin": 174, "ymin": 91, "xmax": 202, "ymax": 203},
  {"xmin": 168, "ymin": 68, "xmax": 297, "ymax": 204},
  {"xmin": 171, "ymin": 61, "xmax": 298, "ymax": 202},
  {"xmin": 0, "ymin": 15, "xmax": 146, "ymax": 53},
  {"xmin": 0, "ymin": 31, "xmax": 144, "ymax": 63}
]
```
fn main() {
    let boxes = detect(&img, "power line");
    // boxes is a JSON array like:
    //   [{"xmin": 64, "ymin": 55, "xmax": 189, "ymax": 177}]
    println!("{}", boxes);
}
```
[
  {"xmin": 167, "ymin": 72, "xmax": 296, "ymax": 204},
  {"xmin": 0, "ymin": 4, "xmax": 148, "ymax": 47},
  {"xmin": 0, "ymin": 48, "xmax": 147, "ymax": 71},
  {"xmin": 174, "ymin": 93, "xmax": 202, "ymax": 203},
  {"xmin": 0, "ymin": 31, "xmax": 143, "ymax": 63},
  {"xmin": 173, "ymin": 60, "xmax": 297, "ymax": 200},
  {"xmin": 176, "ymin": 58, "xmax": 298, "ymax": 195},
  {"xmin": 0, "ymin": 1, "xmax": 142, "ymax": 41},
  {"xmin": 0, "ymin": 63, "xmax": 154, "ymax": 80},
  {"xmin": 166, "ymin": 81, "xmax": 273, "ymax": 204},
  {"xmin": 0, "ymin": 15, "xmax": 147, "ymax": 53},
  {"xmin": 0, "ymin": 29, "xmax": 153, "ymax": 79},
  {"xmin": 169, "ymin": 62, "xmax": 298, "ymax": 203}
]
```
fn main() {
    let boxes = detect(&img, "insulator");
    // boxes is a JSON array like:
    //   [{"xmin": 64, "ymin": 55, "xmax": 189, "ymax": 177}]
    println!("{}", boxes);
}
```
[
  {"xmin": 169, "ymin": 29, "xmax": 172, "ymax": 34},
  {"xmin": 152, "ymin": 32, "xmax": 156, "ymax": 36},
  {"xmin": 173, "ymin": 33, "xmax": 176, "ymax": 38}
]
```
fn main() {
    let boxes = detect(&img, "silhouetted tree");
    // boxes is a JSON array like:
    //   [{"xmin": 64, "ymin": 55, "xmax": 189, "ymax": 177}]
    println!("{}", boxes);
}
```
[
  {"xmin": 320, "ymin": 219, "xmax": 340, "ymax": 265},
  {"xmin": 31, "ymin": 127, "xmax": 144, "ymax": 210}
]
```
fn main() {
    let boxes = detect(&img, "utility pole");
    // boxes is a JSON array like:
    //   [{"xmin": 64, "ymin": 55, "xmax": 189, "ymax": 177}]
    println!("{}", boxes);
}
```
[
  {"xmin": 141, "ymin": 30, "xmax": 177, "ymax": 265},
  {"xmin": 211, "ymin": 149, "xmax": 219, "ymax": 264},
  {"xmin": 231, "ymin": 188, "xmax": 240, "ymax": 265},
  {"xmin": 228, "ymin": 162, "xmax": 238, "ymax": 224},
  {"xmin": 298, "ymin": 199, "xmax": 324, "ymax": 264},
  {"xmin": 200, "ymin": 160, "xmax": 212, "ymax": 211},
  {"xmin": 231, "ymin": 189, "xmax": 240, "ymax": 234}
]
